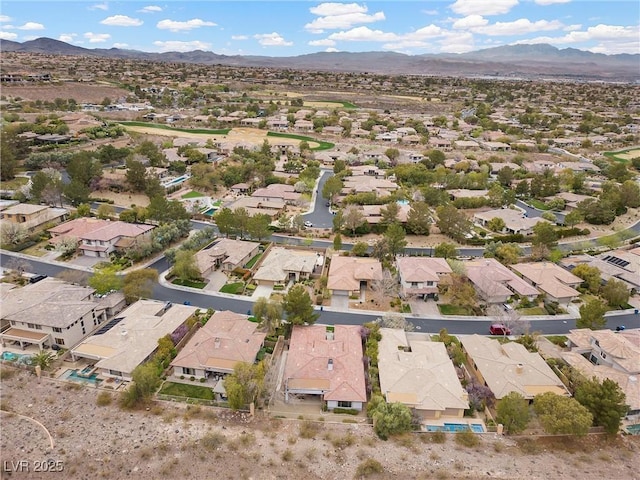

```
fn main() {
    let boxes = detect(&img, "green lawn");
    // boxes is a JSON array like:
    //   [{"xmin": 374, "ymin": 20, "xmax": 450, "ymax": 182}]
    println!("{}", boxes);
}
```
[
  {"xmin": 0, "ymin": 176, "xmax": 29, "ymax": 190},
  {"xmin": 172, "ymin": 278, "xmax": 206, "ymax": 289},
  {"xmin": 545, "ymin": 335, "xmax": 568, "ymax": 347},
  {"xmin": 181, "ymin": 191, "xmax": 205, "ymax": 199},
  {"xmin": 517, "ymin": 307, "xmax": 547, "ymax": 315},
  {"xmin": 438, "ymin": 304, "xmax": 474, "ymax": 315},
  {"xmin": 266, "ymin": 131, "xmax": 334, "ymax": 151},
  {"xmin": 118, "ymin": 121, "xmax": 230, "ymax": 135},
  {"xmin": 528, "ymin": 199, "xmax": 550, "ymax": 210},
  {"xmin": 220, "ymin": 282, "xmax": 244, "ymax": 294},
  {"xmin": 245, "ymin": 253, "xmax": 262, "ymax": 269},
  {"xmin": 604, "ymin": 148, "xmax": 640, "ymax": 164},
  {"xmin": 159, "ymin": 382, "xmax": 214, "ymax": 400}
]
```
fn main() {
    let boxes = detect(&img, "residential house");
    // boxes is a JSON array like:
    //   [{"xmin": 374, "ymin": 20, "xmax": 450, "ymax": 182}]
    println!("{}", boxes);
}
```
[
  {"xmin": 448, "ymin": 189, "xmax": 489, "ymax": 201},
  {"xmin": 342, "ymin": 176, "xmax": 399, "ymax": 197},
  {"xmin": 596, "ymin": 247, "xmax": 640, "ymax": 289},
  {"xmin": 230, "ymin": 183, "xmax": 251, "ymax": 195},
  {"xmin": 225, "ymin": 196, "xmax": 285, "ymax": 219},
  {"xmin": 510, "ymin": 262, "xmax": 582, "ymax": 305},
  {"xmin": 0, "ymin": 278, "xmax": 107, "ymax": 350},
  {"xmin": 460, "ymin": 334, "xmax": 569, "ymax": 401},
  {"xmin": 327, "ymin": 256, "xmax": 383, "ymax": 298},
  {"xmin": 253, "ymin": 247, "xmax": 321, "ymax": 287},
  {"xmin": 454, "ymin": 140, "xmax": 480, "ymax": 150},
  {"xmin": 361, "ymin": 203, "xmax": 411, "ymax": 225},
  {"xmin": 378, "ymin": 329, "xmax": 469, "ymax": 421},
  {"xmin": 396, "ymin": 257, "xmax": 452, "ymax": 299},
  {"xmin": 195, "ymin": 238, "xmax": 260, "ymax": 276},
  {"xmin": 429, "ymin": 138, "xmax": 452, "ymax": 151},
  {"xmin": 283, "ymin": 325, "xmax": 367, "ymax": 411},
  {"xmin": 252, "ymin": 183, "xmax": 302, "ymax": 205},
  {"xmin": 71, "ymin": 300, "xmax": 198, "ymax": 381},
  {"xmin": 464, "ymin": 258, "xmax": 539, "ymax": 304},
  {"xmin": 559, "ymin": 254, "xmax": 639, "ymax": 290},
  {"xmin": 474, "ymin": 209, "xmax": 549, "ymax": 236},
  {"xmin": 170, "ymin": 310, "xmax": 266, "ymax": 380},
  {"xmin": 1, "ymin": 203, "xmax": 67, "ymax": 232},
  {"xmin": 562, "ymin": 328, "xmax": 640, "ymax": 415},
  {"xmin": 48, "ymin": 218, "xmax": 155, "ymax": 258},
  {"xmin": 294, "ymin": 119, "xmax": 314, "ymax": 132},
  {"xmin": 481, "ymin": 141, "xmax": 511, "ymax": 151}
]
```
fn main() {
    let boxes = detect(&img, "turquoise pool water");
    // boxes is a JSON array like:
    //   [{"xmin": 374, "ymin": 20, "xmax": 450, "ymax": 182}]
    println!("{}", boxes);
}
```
[
  {"xmin": 202, "ymin": 207, "xmax": 218, "ymax": 216},
  {"xmin": 626, "ymin": 424, "xmax": 640, "ymax": 435},
  {"xmin": 61, "ymin": 369, "xmax": 102, "ymax": 385},
  {"xmin": 425, "ymin": 423, "xmax": 484, "ymax": 433},
  {"xmin": 1, "ymin": 351, "xmax": 34, "ymax": 364},
  {"xmin": 163, "ymin": 175, "xmax": 189, "ymax": 187}
]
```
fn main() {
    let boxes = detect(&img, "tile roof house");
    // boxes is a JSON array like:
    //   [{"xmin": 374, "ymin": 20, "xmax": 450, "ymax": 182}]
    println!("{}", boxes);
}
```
[
  {"xmin": 48, "ymin": 218, "xmax": 155, "ymax": 258},
  {"xmin": 562, "ymin": 328, "xmax": 640, "ymax": 415},
  {"xmin": 252, "ymin": 183, "xmax": 302, "ymax": 205},
  {"xmin": 378, "ymin": 329, "xmax": 469, "ymax": 421},
  {"xmin": 0, "ymin": 278, "xmax": 106, "ymax": 351},
  {"xmin": 327, "ymin": 256, "xmax": 383, "ymax": 297},
  {"xmin": 474, "ymin": 208, "xmax": 549, "ymax": 236},
  {"xmin": 360, "ymin": 204, "xmax": 411, "ymax": 224},
  {"xmin": 253, "ymin": 247, "xmax": 321, "ymax": 286},
  {"xmin": 342, "ymin": 176, "xmax": 399, "ymax": 196},
  {"xmin": 464, "ymin": 258, "xmax": 539, "ymax": 304},
  {"xmin": 396, "ymin": 257, "xmax": 452, "ymax": 299},
  {"xmin": 195, "ymin": 238, "xmax": 260, "ymax": 276},
  {"xmin": 283, "ymin": 325, "xmax": 367, "ymax": 411},
  {"xmin": 460, "ymin": 334, "xmax": 569, "ymax": 401},
  {"xmin": 559, "ymin": 254, "xmax": 639, "ymax": 290},
  {"xmin": 171, "ymin": 310, "xmax": 266, "ymax": 379},
  {"xmin": 510, "ymin": 262, "xmax": 582, "ymax": 305},
  {"xmin": 1, "ymin": 203, "xmax": 68, "ymax": 232},
  {"xmin": 596, "ymin": 247, "xmax": 640, "ymax": 289},
  {"xmin": 71, "ymin": 300, "xmax": 198, "ymax": 381}
]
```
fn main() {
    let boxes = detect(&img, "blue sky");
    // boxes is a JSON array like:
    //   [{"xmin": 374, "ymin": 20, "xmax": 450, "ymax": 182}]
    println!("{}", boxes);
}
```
[{"xmin": 1, "ymin": 1, "xmax": 638, "ymax": 56}]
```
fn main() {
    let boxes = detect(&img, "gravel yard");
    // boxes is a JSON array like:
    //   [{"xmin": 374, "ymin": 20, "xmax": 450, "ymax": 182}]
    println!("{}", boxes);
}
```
[{"xmin": 1, "ymin": 369, "xmax": 638, "ymax": 480}]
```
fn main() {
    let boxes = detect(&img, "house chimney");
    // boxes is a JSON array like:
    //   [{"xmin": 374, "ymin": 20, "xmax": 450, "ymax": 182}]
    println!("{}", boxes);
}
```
[
  {"xmin": 516, "ymin": 363, "xmax": 524, "ymax": 374},
  {"xmin": 328, "ymin": 358, "xmax": 334, "ymax": 371}
]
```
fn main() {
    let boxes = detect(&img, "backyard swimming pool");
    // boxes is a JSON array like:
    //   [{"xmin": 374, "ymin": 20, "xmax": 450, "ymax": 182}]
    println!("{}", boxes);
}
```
[
  {"xmin": 626, "ymin": 424, "xmax": 640, "ymax": 435},
  {"xmin": 1, "ymin": 351, "xmax": 34, "ymax": 365},
  {"xmin": 202, "ymin": 207, "xmax": 218, "ymax": 216},
  {"xmin": 425, "ymin": 423, "xmax": 485, "ymax": 433},
  {"xmin": 61, "ymin": 369, "xmax": 102, "ymax": 385},
  {"xmin": 162, "ymin": 174, "xmax": 190, "ymax": 188}
]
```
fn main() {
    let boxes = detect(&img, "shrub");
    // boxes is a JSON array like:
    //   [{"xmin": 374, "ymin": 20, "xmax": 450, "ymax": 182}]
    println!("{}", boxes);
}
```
[
  {"xmin": 281, "ymin": 448, "xmax": 293, "ymax": 462},
  {"xmin": 96, "ymin": 391, "xmax": 112, "ymax": 407},
  {"xmin": 299, "ymin": 420, "xmax": 320, "ymax": 439},
  {"xmin": 354, "ymin": 458, "xmax": 384, "ymax": 477},
  {"xmin": 333, "ymin": 407, "xmax": 359, "ymax": 415},
  {"xmin": 455, "ymin": 430, "xmax": 480, "ymax": 448},
  {"xmin": 201, "ymin": 432, "xmax": 226, "ymax": 450},
  {"xmin": 421, "ymin": 431, "xmax": 446, "ymax": 444}
]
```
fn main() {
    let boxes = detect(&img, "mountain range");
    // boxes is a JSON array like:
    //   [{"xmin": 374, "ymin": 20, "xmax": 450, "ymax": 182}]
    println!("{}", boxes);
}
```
[{"xmin": 2, "ymin": 37, "xmax": 638, "ymax": 82}]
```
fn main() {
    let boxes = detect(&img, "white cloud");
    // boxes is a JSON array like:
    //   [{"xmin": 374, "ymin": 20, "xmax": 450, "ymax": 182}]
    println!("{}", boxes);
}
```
[
  {"xmin": 305, "ymin": 3, "xmax": 385, "ymax": 33},
  {"xmin": 58, "ymin": 33, "xmax": 77, "ymax": 43},
  {"xmin": 231, "ymin": 35, "xmax": 248, "ymax": 40},
  {"xmin": 563, "ymin": 24, "xmax": 581, "ymax": 32},
  {"xmin": 328, "ymin": 26, "xmax": 398, "ymax": 42},
  {"xmin": 101, "ymin": 15, "xmax": 143, "ymax": 27},
  {"xmin": 138, "ymin": 5, "xmax": 162, "ymax": 13},
  {"xmin": 515, "ymin": 24, "xmax": 640, "ymax": 54},
  {"xmin": 453, "ymin": 15, "xmax": 488, "ymax": 30},
  {"xmin": 439, "ymin": 31, "xmax": 476, "ymax": 53},
  {"xmin": 535, "ymin": 0, "xmax": 571, "ymax": 5},
  {"xmin": 450, "ymin": 0, "xmax": 518, "ymax": 16},
  {"xmin": 325, "ymin": 47, "xmax": 339, "ymax": 52},
  {"xmin": 308, "ymin": 38, "xmax": 336, "ymax": 47},
  {"xmin": 0, "ymin": 31, "xmax": 18, "ymax": 40},
  {"xmin": 112, "ymin": 43, "xmax": 129, "ymax": 48},
  {"xmin": 9, "ymin": 22, "xmax": 45, "ymax": 31},
  {"xmin": 0, "ymin": 15, "xmax": 12, "ymax": 23},
  {"xmin": 254, "ymin": 32, "xmax": 293, "ymax": 47},
  {"xmin": 422, "ymin": 10, "xmax": 439, "ymax": 16},
  {"xmin": 84, "ymin": 32, "xmax": 111, "ymax": 43},
  {"xmin": 157, "ymin": 18, "xmax": 216, "ymax": 32},
  {"xmin": 89, "ymin": 3, "xmax": 108, "ymax": 11},
  {"xmin": 153, "ymin": 40, "xmax": 212, "ymax": 52},
  {"xmin": 474, "ymin": 18, "xmax": 564, "ymax": 36}
]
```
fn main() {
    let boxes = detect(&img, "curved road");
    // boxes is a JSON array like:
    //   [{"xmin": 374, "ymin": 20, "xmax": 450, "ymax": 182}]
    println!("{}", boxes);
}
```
[{"xmin": 3, "ymin": 252, "xmax": 638, "ymax": 335}]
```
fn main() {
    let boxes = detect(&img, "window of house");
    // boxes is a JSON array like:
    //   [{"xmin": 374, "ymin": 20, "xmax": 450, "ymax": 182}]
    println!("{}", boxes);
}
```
[
  {"xmin": 55, "ymin": 338, "xmax": 65, "ymax": 345},
  {"xmin": 27, "ymin": 323, "xmax": 36, "ymax": 329},
  {"xmin": 183, "ymin": 368, "xmax": 195, "ymax": 376},
  {"xmin": 601, "ymin": 352, "xmax": 607, "ymax": 359},
  {"xmin": 109, "ymin": 370, "xmax": 122, "ymax": 376},
  {"xmin": 337, "ymin": 401, "xmax": 352, "ymax": 408},
  {"xmin": 411, "ymin": 282, "xmax": 418, "ymax": 288},
  {"xmin": 427, "ymin": 281, "xmax": 434, "ymax": 286},
  {"xmin": 53, "ymin": 327, "xmax": 62, "ymax": 333}
]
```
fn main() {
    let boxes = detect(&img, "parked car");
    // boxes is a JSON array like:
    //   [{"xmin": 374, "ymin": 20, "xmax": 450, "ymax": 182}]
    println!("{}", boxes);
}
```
[
  {"xmin": 325, "ymin": 201, "xmax": 331, "ymax": 207},
  {"xmin": 29, "ymin": 274, "xmax": 47, "ymax": 284},
  {"xmin": 304, "ymin": 221, "xmax": 313, "ymax": 227},
  {"xmin": 489, "ymin": 323, "xmax": 511, "ymax": 336}
]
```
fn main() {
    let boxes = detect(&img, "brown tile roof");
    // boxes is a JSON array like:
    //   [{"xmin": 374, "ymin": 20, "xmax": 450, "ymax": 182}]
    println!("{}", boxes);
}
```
[
  {"xmin": 510, "ymin": 262, "xmax": 581, "ymax": 300},
  {"xmin": 396, "ymin": 257, "xmax": 451, "ymax": 283},
  {"xmin": 327, "ymin": 256, "xmax": 383, "ymax": 292}
]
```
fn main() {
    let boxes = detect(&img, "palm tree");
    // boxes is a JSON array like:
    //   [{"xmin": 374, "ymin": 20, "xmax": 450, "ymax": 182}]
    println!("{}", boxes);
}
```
[{"xmin": 31, "ymin": 350, "xmax": 55, "ymax": 371}]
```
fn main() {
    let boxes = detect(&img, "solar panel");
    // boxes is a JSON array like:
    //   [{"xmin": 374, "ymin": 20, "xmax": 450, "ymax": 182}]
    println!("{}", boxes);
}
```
[{"xmin": 94, "ymin": 317, "xmax": 124, "ymax": 335}]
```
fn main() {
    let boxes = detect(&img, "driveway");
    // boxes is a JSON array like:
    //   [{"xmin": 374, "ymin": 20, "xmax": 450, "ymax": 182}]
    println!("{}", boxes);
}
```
[
  {"xmin": 331, "ymin": 294, "xmax": 349, "ymax": 310},
  {"xmin": 251, "ymin": 285, "xmax": 273, "ymax": 300},
  {"xmin": 203, "ymin": 271, "xmax": 228, "ymax": 292},
  {"xmin": 409, "ymin": 299, "xmax": 441, "ymax": 317}
]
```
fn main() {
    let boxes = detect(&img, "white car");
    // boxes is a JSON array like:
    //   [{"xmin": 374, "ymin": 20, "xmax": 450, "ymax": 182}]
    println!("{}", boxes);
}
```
[{"xmin": 304, "ymin": 221, "xmax": 313, "ymax": 227}]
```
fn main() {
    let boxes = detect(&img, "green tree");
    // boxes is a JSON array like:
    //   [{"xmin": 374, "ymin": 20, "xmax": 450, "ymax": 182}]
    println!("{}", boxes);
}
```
[
  {"xmin": 406, "ymin": 201, "xmax": 431, "ymax": 236},
  {"xmin": 496, "ymin": 392, "xmax": 530, "ymax": 434},
  {"xmin": 351, "ymin": 241, "xmax": 368, "ymax": 257},
  {"xmin": 88, "ymin": 265, "xmax": 123, "ymax": 294},
  {"xmin": 322, "ymin": 175, "xmax": 343, "ymax": 204},
  {"xmin": 487, "ymin": 217, "xmax": 506, "ymax": 232},
  {"xmin": 497, "ymin": 166, "xmax": 514, "ymax": 187},
  {"xmin": 76, "ymin": 203, "xmax": 91, "ymax": 217},
  {"xmin": 0, "ymin": 130, "xmax": 18, "ymax": 180},
  {"xmin": 380, "ymin": 202, "xmax": 399, "ymax": 226},
  {"xmin": 532, "ymin": 221, "xmax": 558, "ymax": 249},
  {"xmin": 224, "ymin": 361, "xmax": 267, "ymax": 410},
  {"xmin": 444, "ymin": 273, "xmax": 478, "ymax": 313},
  {"xmin": 214, "ymin": 207, "xmax": 236, "ymax": 237},
  {"xmin": 600, "ymin": 278, "xmax": 630, "ymax": 308},
  {"xmin": 564, "ymin": 210, "xmax": 584, "ymax": 227},
  {"xmin": 385, "ymin": 148, "xmax": 400, "ymax": 162},
  {"xmin": 282, "ymin": 284, "xmax": 319, "ymax": 327},
  {"xmin": 533, "ymin": 392, "xmax": 593, "ymax": 435},
  {"xmin": 574, "ymin": 377, "xmax": 628, "ymax": 435},
  {"xmin": 64, "ymin": 179, "xmax": 90, "ymax": 206},
  {"xmin": 122, "ymin": 268, "xmax": 158, "ymax": 304},
  {"xmin": 367, "ymin": 395, "xmax": 412, "ymax": 440},
  {"xmin": 119, "ymin": 362, "xmax": 161, "ymax": 409},
  {"xmin": 434, "ymin": 242, "xmax": 458, "ymax": 259},
  {"xmin": 31, "ymin": 350, "xmax": 55, "ymax": 371},
  {"xmin": 253, "ymin": 297, "xmax": 282, "ymax": 335},
  {"xmin": 494, "ymin": 243, "xmax": 522, "ymax": 265},
  {"xmin": 577, "ymin": 297, "xmax": 608, "ymax": 329},
  {"xmin": 619, "ymin": 180, "xmax": 640, "ymax": 208},
  {"xmin": 436, "ymin": 204, "xmax": 471, "ymax": 241},
  {"xmin": 136, "ymin": 140, "xmax": 165, "ymax": 166},
  {"xmin": 247, "ymin": 213, "xmax": 272, "ymax": 241},
  {"xmin": 126, "ymin": 159, "xmax": 148, "ymax": 192},
  {"xmin": 572, "ymin": 264, "xmax": 602, "ymax": 294},
  {"xmin": 96, "ymin": 203, "xmax": 115, "ymax": 219},
  {"xmin": 333, "ymin": 233, "xmax": 342, "ymax": 251},
  {"xmin": 332, "ymin": 209, "xmax": 344, "ymax": 233},
  {"xmin": 383, "ymin": 223, "xmax": 407, "ymax": 257},
  {"xmin": 343, "ymin": 205, "xmax": 365, "ymax": 235},
  {"xmin": 172, "ymin": 250, "xmax": 200, "ymax": 282},
  {"xmin": 333, "ymin": 158, "xmax": 346, "ymax": 174}
]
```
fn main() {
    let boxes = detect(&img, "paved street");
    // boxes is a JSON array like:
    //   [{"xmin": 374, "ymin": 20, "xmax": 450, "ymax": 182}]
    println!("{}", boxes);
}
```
[{"xmin": 302, "ymin": 169, "xmax": 335, "ymax": 229}]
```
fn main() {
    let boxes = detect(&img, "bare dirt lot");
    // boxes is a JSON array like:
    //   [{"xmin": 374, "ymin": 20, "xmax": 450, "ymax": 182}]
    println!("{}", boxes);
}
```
[
  {"xmin": 1, "ymin": 83, "xmax": 131, "ymax": 104},
  {"xmin": 1, "ymin": 369, "xmax": 638, "ymax": 480}
]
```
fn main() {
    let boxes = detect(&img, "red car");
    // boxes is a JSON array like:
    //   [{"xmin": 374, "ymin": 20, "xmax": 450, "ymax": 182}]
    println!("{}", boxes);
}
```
[{"xmin": 490, "ymin": 324, "xmax": 511, "ymax": 335}]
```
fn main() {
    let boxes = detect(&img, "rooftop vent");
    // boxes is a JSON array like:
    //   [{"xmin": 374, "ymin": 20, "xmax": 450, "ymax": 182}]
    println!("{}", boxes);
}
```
[{"xmin": 328, "ymin": 358, "xmax": 334, "ymax": 371}]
